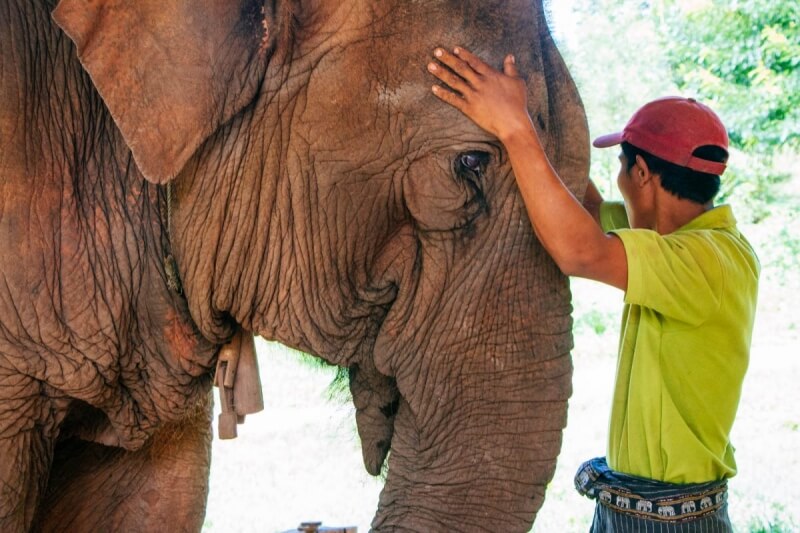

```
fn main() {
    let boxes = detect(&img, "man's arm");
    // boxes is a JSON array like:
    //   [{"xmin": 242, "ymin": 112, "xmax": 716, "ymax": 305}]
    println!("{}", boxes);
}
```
[
  {"xmin": 501, "ymin": 120, "xmax": 628, "ymax": 289},
  {"xmin": 428, "ymin": 47, "xmax": 627, "ymax": 290},
  {"xmin": 583, "ymin": 179, "xmax": 604, "ymax": 226}
]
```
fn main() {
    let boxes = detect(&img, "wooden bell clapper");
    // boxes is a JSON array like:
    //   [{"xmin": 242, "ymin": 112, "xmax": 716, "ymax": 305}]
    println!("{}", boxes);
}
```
[{"xmin": 214, "ymin": 329, "xmax": 265, "ymax": 439}]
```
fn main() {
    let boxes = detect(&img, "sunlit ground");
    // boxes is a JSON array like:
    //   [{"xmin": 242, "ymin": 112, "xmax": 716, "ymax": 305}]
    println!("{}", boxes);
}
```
[{"xmin": 204, "ymin": 176, "xmax": 800, "ymax": 533}]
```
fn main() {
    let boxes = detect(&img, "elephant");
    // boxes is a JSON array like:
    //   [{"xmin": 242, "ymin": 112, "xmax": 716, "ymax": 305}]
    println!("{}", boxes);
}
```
[
  {"xmin": 0, "ymin": 0, "xmax": 589, "ymax": 531},
  {"xmin": 659, "ymin": 506, "xmax": 677, "ymax": 518}
]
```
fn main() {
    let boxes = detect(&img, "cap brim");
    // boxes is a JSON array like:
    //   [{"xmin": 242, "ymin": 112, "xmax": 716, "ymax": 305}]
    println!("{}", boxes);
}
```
[{"xmin": 592, "ymin": 132, "xmax": 624, "ymax": 149}]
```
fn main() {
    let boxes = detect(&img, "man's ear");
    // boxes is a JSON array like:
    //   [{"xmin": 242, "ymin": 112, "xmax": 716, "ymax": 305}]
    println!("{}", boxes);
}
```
[
  {"xmin": 633, "ymin": 155, "xmax": 655, "ymax": 187},
  {"xmin": 53, "ymin": 0, "xmax": 276, "ymax": 184}
]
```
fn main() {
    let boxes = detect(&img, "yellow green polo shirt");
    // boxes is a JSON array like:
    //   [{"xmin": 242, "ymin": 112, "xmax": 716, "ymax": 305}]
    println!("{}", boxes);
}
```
[{"xmin": 601, "ymin": 203, "xmax": 759, "ymax": 483}]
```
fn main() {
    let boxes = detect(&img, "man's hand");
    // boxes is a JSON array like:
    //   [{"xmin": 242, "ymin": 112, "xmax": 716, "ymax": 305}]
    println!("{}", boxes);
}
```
[{"xmin": 428, "ymin": 47, "xmax": 535, "ymax": 143}]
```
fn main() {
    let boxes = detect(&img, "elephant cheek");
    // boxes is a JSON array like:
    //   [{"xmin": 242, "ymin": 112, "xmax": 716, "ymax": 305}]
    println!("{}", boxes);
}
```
[
  {"xmin": 403, "ymin": 154, "xmax": 486, "ymax": 232},
  {"xmin": 369, "ymin": 225, "xmax": 423, "ymax": 379}
]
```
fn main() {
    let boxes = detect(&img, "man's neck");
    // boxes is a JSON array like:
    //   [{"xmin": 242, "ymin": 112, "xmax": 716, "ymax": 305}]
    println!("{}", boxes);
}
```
[{"xmin": 653, "ymin": 191, "xmax": 712, "ymax": 235}]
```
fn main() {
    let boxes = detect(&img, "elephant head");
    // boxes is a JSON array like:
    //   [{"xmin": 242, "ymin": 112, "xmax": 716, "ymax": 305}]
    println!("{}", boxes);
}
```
[{"xmin": 52, "ymin": 0, "xmax": 588, "ymax": 529}]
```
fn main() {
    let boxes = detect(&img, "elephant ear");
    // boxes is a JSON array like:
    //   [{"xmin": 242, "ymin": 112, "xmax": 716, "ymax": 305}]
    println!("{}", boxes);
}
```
[
  {"xmin": 52, "ymin": 0, "xmax": 270, "ymax": 183},
  {"xmin": 537, "ymin": 25, "xmax": 590, "ymax": 198}
]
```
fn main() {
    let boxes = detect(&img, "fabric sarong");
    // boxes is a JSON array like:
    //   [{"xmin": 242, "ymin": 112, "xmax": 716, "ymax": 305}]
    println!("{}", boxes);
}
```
[{"xmin": 575, "ymin": 457, "xmax": 733, "ymax": 532}]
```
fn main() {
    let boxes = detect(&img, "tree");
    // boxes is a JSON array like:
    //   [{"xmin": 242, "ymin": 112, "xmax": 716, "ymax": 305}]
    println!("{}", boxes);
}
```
[
  {"xmin": 652, "ymin": 0, "xmax": 800, "ymax": 217},
  {"xmin": 658, "ymin": 0, "xmax": 800, "ymax": 154},
  {"xmin": 549, "ymin": 0, "xmax": 799, "ymax": 218}
]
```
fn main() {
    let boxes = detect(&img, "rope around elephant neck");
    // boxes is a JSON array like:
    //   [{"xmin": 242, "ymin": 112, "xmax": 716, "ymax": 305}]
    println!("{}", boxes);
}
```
[
  {"xmin": 163, "ymin": 182, "xmax": 183, "ymax": 294},
  {"xmin": 167, "ymin": 181, "xmax": 173, "ymax": 231},
  {"xmin": 160, "ymin": 185, "xmax": 265, "ymax": 440}
]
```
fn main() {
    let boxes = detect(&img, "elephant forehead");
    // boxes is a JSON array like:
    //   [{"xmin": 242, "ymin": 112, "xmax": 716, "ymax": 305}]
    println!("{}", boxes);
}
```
[
  {"xmin": 376, "ymin": 0, "xmax": 543, "ymax": 60},
  {"xmin": 299, "ymin": 48, "xmax": 430, "ymax": 157},
  {"xmin": 375, "ymin": 81, "xmax": 425, "ymax": 109},
  {"xmin": 304, "ymin": 40, "xmax": 426, "ymax": 107},
  {"xmin": 298, "ymin": 0, "xmax": 546, "ymax": 120}
]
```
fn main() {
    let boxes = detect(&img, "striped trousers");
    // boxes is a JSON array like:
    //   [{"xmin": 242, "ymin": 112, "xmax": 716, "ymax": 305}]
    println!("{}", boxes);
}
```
[{"xmin": 575, "ymin": 457, "xmax": 733, "ymax": 533}]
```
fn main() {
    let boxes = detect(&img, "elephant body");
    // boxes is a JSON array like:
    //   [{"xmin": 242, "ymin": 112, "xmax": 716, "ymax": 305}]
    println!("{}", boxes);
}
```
[{"xmin": 0, "ymin": 0, "xmax": 589, "ymax": 531}]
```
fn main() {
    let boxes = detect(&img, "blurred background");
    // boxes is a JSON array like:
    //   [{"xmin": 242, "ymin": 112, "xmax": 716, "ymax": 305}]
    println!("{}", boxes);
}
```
[{"xmin": 204, "ymin": 0, "xmax": 800, "ymax": 531}]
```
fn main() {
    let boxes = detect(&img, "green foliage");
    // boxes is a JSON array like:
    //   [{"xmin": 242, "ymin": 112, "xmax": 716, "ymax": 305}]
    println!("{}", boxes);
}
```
[
  {"xmin": 658, "ymin": 0, "xmax": 800, "ymax": 153},
  {"xmin": 325, "ymin": 366, "xmax": 352, "ymax": 403},
  {"xmin": 741, "ymin": 505, "xmax": 799, "ymax": 533},
  {"xmin": 771, "ymin": 226, "xmax": 800, "ymax": 272},
  {"xmin": 574, "ymin": 309, "xmax": 613, "ymax": 336},
  {"xmin": 551, "ymin": 0, "xmax": 799, "ymax": 219},
  {"xmin": 753, "ymin": 202, "xmax": 800, "ymax": 282},
  {"xmin": 276, "ymin": 343, "xmax": 353, "ymax": 403},
  {"xmin": 653, "ymin": 0, "xmax": 800, "ymax": 220},
  {"xmin": 715, "ymin": 154, "xmax": 791, "ymax": 222}
]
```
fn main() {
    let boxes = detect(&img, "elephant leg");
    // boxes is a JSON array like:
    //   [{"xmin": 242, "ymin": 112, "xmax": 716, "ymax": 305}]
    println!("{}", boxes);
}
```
[
  {"xmin": 32, "ymin": 394, "xmax": 214, "ymax": 533},
  {"xmin": 0, "ymin": 371, "xmax": 55, "ymax": 531}
]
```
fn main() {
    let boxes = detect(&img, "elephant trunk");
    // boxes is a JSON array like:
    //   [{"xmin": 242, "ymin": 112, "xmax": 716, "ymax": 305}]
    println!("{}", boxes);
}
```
[{"xmin": 370, "ymin": 189, "xmax": 574, "ymax": 531}]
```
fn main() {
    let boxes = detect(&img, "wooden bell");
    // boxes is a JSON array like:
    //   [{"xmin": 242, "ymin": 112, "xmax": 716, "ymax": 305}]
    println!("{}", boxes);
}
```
[
  {"xmin": 215, "ymin": 329, "xmax": 264, "ymax": 439},
  {"xmin": 232, "ymin": 331, "xmax": 264, "ymax": 416}
]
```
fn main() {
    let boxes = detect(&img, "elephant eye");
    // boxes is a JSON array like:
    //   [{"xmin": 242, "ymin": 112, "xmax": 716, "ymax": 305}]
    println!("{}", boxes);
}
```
[
  {"xmin": 455, "ymin": 151, "xmax": 490, "ymax": 178},
  {"xmin": 453, "ymin": 150, "xmax": 491, "ymax": 219}
]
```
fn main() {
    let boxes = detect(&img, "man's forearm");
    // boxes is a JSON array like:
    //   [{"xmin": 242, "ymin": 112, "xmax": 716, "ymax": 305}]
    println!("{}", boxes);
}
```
[{"xmin": 501, "ymin": 126, "xmax": 611, "ymax": 275}]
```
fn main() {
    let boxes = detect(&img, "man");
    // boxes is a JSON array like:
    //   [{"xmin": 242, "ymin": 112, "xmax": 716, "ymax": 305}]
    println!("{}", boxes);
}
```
[{"xmin": 427, "ymin": 47, "xmax": 759, "ymax": 532}]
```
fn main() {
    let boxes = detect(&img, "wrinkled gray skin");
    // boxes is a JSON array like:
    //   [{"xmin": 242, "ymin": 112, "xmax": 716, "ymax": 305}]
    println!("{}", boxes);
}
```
[{"xmin": 0, "ymin": 0, "xmax": 589, "ymax": 531}]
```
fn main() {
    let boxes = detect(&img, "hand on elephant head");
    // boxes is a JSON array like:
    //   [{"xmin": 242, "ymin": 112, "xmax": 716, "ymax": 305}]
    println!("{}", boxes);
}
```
[{"xmin": 429, "ymin": 47, "xmax": 535, "ymax": 143}]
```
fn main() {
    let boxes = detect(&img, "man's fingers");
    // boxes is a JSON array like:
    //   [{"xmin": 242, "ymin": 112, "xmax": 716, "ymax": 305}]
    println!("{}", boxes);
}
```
[
  {"xmin": 503, "ymin": 54, "xmax": 520, "ymax": 78},
  {"xmin": 431, "ymin": 85, "xmax": 467, "ymax": 113},
  {"xmin": 452, "ymin": 47, "xmax": 493, "ymax": 76},
  {"xmin": 427, "ymin": 62, "xmax": 471, "ymax": 96},
  {"xmin": 433, "ymin": 48, "xmax": 481, "ymax": 86}
]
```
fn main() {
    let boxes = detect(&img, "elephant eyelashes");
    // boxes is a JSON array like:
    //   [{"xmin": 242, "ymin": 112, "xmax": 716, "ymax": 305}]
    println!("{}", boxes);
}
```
[
  {"xmin": 454, "ymin": 151, "xmax": 490, "ymax": 216},
  {"xmin": 455, "ymin": 151, "xmax": 490, "ymax": 177}
]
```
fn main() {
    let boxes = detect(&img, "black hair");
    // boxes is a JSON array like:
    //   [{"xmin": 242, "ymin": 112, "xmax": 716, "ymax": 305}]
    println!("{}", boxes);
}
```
[{"xmin": 621, "ymin": 142, "xmax": 728, "ymax": 204}]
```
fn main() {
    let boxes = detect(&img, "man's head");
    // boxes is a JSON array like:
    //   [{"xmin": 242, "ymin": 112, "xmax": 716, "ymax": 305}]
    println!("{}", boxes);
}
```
[
  {"xmin": 619, "ymin": 142, "xmax": 726, "ymax": 204},
  {"xmin": 594, "ymin": 96, "xmax": 729, "ymax": 205}
]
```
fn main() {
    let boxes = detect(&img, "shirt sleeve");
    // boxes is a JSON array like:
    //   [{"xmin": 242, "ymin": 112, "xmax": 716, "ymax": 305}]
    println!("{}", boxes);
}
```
[
  {"xmin": 600, "ymin": 201, "xmax": 629, "ymax": 232},
  {"xmin": 612, "ymin": 229, "xmax": 723, "ymax": 326}
]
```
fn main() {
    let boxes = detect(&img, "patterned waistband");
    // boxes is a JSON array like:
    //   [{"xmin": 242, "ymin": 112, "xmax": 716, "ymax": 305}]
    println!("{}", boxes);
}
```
[{"xmin": 575, "ymin": 457, "xmax": 728, "ymax": 523}]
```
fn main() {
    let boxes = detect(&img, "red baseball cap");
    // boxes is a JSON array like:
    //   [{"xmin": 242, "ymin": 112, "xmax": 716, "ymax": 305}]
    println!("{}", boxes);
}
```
[{"xmin": 593, "ymin": 96, "xmax": 729, "ymax": 175}]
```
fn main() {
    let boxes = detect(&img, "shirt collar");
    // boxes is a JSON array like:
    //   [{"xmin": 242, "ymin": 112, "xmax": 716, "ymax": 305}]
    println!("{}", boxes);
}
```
[{"xmin": 678, "ymin": 204, "xmax": 737, "ymax": 232}]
